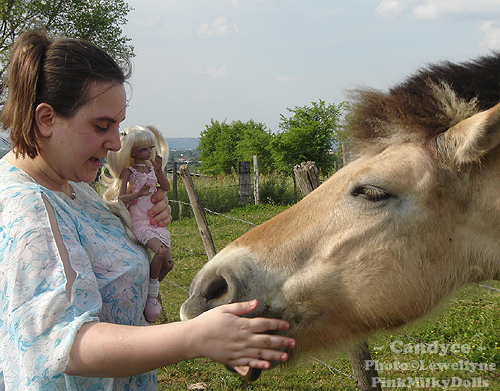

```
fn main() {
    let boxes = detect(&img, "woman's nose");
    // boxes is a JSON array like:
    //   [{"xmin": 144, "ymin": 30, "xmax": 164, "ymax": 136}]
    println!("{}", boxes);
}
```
[{"xmin": 105, "ymin": 129, "xmax": 121, "ymax": 151}]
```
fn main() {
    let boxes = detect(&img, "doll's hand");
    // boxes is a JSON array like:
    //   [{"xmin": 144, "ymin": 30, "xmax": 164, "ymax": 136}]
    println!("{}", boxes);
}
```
[
  {"xmin": 152, "ymin": 155, "xmax": 163, "ymax": 171},
  {"xmin": 137, "ymin": 183, "xmax": 151, "ymax": 197}
]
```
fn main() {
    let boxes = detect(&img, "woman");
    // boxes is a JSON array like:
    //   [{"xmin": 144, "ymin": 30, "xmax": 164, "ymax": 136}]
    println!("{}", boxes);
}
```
[{"xmin": 0, "ymin": 30, "xmax": 295, "ymax": 390}]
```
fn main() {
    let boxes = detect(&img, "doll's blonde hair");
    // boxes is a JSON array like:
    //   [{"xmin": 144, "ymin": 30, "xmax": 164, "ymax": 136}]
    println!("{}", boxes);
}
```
[{"xmin": 101, "ymin": 125, "xmax": 169, "ymax": 202}]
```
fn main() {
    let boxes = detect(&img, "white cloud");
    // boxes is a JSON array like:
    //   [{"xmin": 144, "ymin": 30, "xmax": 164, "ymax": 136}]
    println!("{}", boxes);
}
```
[
  {"xmin": 479, "ymin": 20, "xmax": 500, "ymax": 51},
  {"xmin": 276, "ymin": 75, "xmax": 298, "ymax": 83},
  {"xmin": 376, "ymin": 0, "xmax": 500, "ymax": 20},
  {"xmin": 375, "ymin": 0, "xmax": 419, "ymax": 19},
  {"xmin": 197, "ymin": 17, "xmax": 239, "ymax": 39},
  {"xmin": 376, "ymin": 0, "xmax": 409, "ymax": 20},
  {"xmin": 197, "ymin": 65, "xmax": 228, "ymax": 78},
  {"xmin": 413, "ymin": 0, "xmax": 500, "ymax": 19}
]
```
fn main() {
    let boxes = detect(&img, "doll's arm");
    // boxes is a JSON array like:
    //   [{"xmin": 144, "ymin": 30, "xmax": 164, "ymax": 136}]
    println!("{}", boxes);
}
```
[
  {"xmin": 156, "ymin": 169, "xmax": 170, "ymax": 192},
  {"xmin": 117, "ymin": 169, "xmax": 149, "ymax": 204},
  {"xmin": 152, "ymin": 156, "xmax": 170, "ymax": 192}
]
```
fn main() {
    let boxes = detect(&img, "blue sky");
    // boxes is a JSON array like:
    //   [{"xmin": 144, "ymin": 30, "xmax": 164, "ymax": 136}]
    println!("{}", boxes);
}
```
[{"xmin": 121, "ymin": 0, "xmax": 500, "ymax": 138}]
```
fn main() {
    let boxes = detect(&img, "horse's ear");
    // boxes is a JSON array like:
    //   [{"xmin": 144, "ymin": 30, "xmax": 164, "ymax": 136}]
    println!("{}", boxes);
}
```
[{"xmin": 435, "ymin": 102, "xmax": 500, "ymax": 165}]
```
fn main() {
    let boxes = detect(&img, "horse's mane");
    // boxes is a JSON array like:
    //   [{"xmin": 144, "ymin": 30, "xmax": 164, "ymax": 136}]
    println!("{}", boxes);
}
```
[{"xmin": 348, "ymin": 52, "xmax": 500, "ymax": 152}]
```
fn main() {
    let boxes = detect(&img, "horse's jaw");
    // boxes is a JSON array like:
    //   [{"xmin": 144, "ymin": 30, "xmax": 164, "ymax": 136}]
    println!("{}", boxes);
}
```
[
  {"xmin": 179, "ymin": 247, "xmax": 297, "ymax": 381},
  {"xmin": 179, "ymin": 245, "xmax": 357, "ymax": 367}
]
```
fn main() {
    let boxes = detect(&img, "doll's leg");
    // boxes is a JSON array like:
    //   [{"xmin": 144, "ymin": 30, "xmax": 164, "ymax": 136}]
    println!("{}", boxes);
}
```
[
  {"xmin": 144, "ymin": 238, "xmax": 169, "ymax": 323},
  {"xmin": 147, "ymin": 238, "xmax": 168, "ymax": 279},
  {"xmin": 158, "ymin": 246, "xmax": 174, "ymax": 282}
]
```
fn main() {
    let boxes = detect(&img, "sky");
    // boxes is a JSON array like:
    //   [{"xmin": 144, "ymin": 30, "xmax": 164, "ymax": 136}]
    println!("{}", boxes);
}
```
[{"xmin": 120, "ymin": 0, "xmax": 500, "ymax": 138}]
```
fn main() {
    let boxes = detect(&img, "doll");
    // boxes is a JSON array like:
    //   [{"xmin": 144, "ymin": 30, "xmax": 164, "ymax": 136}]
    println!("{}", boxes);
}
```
[{"xmin": 103, "ymin": 125, "xmax": 174, "ymax": 323}]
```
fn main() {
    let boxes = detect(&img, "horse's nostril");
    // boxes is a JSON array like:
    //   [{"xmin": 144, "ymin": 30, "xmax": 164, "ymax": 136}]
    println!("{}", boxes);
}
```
[{"xmin": 205, "ymin": 276, "xmax": 229, "ymax": 302}]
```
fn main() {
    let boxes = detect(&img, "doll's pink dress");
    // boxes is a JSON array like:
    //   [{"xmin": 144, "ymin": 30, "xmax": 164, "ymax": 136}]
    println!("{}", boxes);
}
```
[{"xmin": 128, "ymin": 166, "xmax": 171, "ymax": 247}]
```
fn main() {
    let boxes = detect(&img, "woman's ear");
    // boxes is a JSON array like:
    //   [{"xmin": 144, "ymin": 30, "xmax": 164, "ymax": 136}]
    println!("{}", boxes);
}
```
[{"xmin": 35, "ymin": 103, "xmax": 56, "ymax": 137}]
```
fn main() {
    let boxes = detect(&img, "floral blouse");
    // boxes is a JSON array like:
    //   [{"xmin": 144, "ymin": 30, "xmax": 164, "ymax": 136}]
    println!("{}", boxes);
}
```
[{"xmin": 0, "ymin": 158, "xmax": 157, "ymax": 390}]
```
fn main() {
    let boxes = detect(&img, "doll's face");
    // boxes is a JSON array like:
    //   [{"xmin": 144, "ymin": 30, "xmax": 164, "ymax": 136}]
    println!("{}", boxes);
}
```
[{"xmin": 131, "ymin": 144, "xmax": 155, "ymax": 162}]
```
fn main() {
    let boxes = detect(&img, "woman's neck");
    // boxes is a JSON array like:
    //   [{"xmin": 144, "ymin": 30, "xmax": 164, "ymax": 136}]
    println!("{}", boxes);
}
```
[{"xmin": 5, "ymin": 151, "xmax": 76, "ymax": 199}]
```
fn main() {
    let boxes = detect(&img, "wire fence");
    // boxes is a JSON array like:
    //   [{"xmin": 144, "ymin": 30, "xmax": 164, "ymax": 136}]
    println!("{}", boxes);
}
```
[
  {"xmin": 165, "ymin": 197, "xmax": 500, "ymax": 386},
  {"xmin": 168, "ymin": 172, "xmax": 298, "ymax": 220}
]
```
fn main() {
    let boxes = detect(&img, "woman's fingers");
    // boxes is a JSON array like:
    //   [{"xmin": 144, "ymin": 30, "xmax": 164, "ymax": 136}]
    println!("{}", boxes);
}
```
[
  {"xmin": 218, "ymin": 300, "xmax": 296, "ymax": 350},
  {"xmin": 220, "ymin": 300, "xmax": 291, "ymax": 333},
  {"xmin": 148, "ymin": 190, "xmax": 172, "ymax": 226},
  {"xmin": 246, "ymin": 332, "xmax": 296, "ymax": 350},
  {"xmin": 247, "ymin": 317, "xmax": 291, "ymax": 334},
  {"xmin": 220, "ymin": 299, "xmax": 260, "ymax": 316},
  {"xmin": 227, "ymin": 347, "xmax": 289, "ymax": 369},
  {"xmin": 194, "ymin": 300, "xmax": 296, "ymax": 368}
]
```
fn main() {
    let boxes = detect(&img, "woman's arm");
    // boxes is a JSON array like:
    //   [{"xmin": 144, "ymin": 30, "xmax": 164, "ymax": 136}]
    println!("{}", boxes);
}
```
[{"xmin": 66, "ymin": 300, "xmax": 295, "ymax": 378}]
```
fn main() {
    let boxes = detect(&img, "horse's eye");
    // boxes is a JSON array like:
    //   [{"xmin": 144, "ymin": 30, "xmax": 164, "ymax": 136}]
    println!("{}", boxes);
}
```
[{"xmin": 351, "ymin": 185, "xmax": 392, "ymax": 202}]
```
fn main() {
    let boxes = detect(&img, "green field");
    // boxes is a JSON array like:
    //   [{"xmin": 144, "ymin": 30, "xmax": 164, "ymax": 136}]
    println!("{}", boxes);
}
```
[{"xmin": 155, "ymin": 204, "xmax": 500, "ymax": 390}]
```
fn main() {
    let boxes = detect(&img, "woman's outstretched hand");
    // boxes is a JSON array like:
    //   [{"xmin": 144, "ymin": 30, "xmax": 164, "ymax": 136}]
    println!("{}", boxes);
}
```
[{"xmin": 188, "ymin": 300, "xmax": 296, "ymax": 369}]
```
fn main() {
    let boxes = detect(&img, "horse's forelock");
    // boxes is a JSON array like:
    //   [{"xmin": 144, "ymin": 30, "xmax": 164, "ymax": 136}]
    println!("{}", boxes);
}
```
[{"xmin": 348, "ymin": 53, "xmax": 500, "ymax": 153}]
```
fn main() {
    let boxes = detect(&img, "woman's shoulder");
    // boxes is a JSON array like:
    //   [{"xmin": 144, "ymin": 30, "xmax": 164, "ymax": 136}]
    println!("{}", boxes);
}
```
[
  {"xmin": 0, "ymin": 158, "xmax": 40, "ymax": 198},
  {"xmin": 0, "ymin": 160, "xmax": 49, "ymax": 232}
]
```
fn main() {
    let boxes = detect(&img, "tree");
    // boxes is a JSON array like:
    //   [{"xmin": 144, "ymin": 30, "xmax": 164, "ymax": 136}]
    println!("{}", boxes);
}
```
[
  {"xmin": 270, "ymin": 100, "xmax": 349, "ymax": 175},
  {"xmin": 198, "ymin": 119, "xmax": 273, "ymax": 175},
  {"xmin": 198, "ymin": 119, "xmax": 239, "ymax": 175},
  {"xmin": 0, "ymin": 0, "xmax": 133, "ymax": 83},
  {"xmin": 233, "ymin": 120, "xmax": 274, "ymax": 174}
]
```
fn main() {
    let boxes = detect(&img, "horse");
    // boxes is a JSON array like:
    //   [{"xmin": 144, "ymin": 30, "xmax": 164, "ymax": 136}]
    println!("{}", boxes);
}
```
[{"xmin": 180, "ymin": 53, "xmax": 500, "ymax": 380}]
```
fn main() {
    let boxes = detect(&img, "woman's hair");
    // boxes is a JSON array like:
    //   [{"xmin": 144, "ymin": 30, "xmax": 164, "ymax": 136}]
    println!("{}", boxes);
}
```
[
  {"xmin": 101, "ymin": 125, "xmax": 169, "ymax": 202},
  {"xmin": 1, "ymin": 29, "xmax": 131, "ymax": 158}
]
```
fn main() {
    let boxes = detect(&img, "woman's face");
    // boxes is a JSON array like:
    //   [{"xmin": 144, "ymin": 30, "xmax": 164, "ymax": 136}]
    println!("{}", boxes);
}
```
[{"xmin": 42, "ymin": 82, "xmax": 127, "ymax": 183}]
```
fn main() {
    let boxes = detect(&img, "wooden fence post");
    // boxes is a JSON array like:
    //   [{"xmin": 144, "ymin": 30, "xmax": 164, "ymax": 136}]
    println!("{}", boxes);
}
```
[
  {"xmin": 171, "ymin": 162, "xmax": 179, "ymax": 220},
  {"xmin": 179, "ymin": 164, "xmax": 217, "ymax": 260},
  {"xmin": 292, "ymin": 161, "xmax": 298, "ymax": 203},
  {"xmin": 293, "ymin": 161, "xmax": 321, "ymax": 196},
  {"xmin": 239, "ymin": 161, "xmax": 252, "ymax": 203},
  {"xmin": 292, "ymin": 161, "xmax": 381, "ymax": 391},
  {"xmin": 342, "ymin": 142, "xmax": 347, "ymax": 167},
  {"xmin": 253, "ymin": 155, "xmax": 260, "ymax": 205},
  {"xmin": 347, "ymin": 340, "xmax": 382, "ymax": 391}
]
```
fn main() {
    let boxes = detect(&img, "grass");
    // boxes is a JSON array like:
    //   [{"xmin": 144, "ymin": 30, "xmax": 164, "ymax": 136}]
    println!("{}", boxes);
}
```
[
  {"xmin": 155, "ymin": 203, "xmax": 500, "ymax": 390},
  {"xmin": 170, "ymin": 173, "xmax": 297, "ymax": 219}
]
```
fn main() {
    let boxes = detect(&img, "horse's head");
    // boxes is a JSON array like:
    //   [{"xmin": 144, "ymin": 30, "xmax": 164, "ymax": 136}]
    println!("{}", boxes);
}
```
[{"xmin": 181, "ymin": 54, "xmax": 500, "ymax": 367}]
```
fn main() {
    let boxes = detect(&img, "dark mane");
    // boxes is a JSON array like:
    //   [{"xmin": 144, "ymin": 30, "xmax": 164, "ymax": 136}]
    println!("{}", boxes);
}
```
[{"xmin": 348, "ymin": 52, "xmax": 500, "ymax": 151}]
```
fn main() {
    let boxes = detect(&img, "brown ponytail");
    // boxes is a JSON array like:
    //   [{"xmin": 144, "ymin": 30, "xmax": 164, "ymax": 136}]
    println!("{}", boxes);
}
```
[
  {"xmin": 1, "ymin": 30, "xmax": 131, "ymax": 158},
  {"xmin": 1, "ymin": 31, "xmax": 50, "ymax": 158}
]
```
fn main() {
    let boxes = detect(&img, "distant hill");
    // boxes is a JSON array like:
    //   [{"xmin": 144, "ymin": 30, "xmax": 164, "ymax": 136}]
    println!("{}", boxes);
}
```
[
  {"xmin": 0, "ymin": 136, "xmax": 200, "ymax": 156},
  {"xmin": 167, "ymin": 138, "xmax": 199, "ymax": 150}
]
